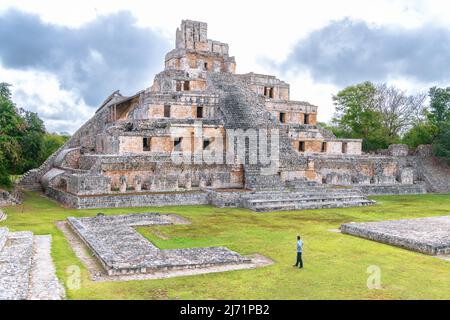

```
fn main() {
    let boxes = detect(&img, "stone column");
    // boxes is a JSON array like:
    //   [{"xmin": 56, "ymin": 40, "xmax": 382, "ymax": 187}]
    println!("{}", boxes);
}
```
[
  {"xmin": 134, "ymin": 175, "xmax": 142, "ymax": 192},
  {"xmin": 119, "ymin": 176, "xmax": 127, "ymax": 193}
]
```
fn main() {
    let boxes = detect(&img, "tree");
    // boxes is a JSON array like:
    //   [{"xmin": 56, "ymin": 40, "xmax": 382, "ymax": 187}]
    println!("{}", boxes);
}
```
[
  {"xmin": 402, "ymin": 122, "xmax": 435, "ymax": 149},
  {"xmin": 428, "ymin": 86, "xmax": 450, "ymax": 163},
  {"xmin": 433, "ymin": 122, "xmax": 450, "ymax": 163},
  {"xmin": 428, "ymin": 87, "xmax": 450, "ymax": 126},
  {"xmin": 0, "ymin": 82, "xmax": 69, "ymax": 188},
  {"xmin": 17, "ymin": 109, "xmax": 46, "ymax": 172},
  {"xmin": 43, "ymin": 133, "xmax": 70, "ymax": 160},
  {"xmin": 0, "ymin": 83, "xmax": 24, "ymax": 176},
  {"xmin": 0, "ymin": 150, "xmax": 12, "ymax": 188},
  {"xmin": 374, "ymin": 84, "xmax": 427, "ymax": 138},
  {"xmin": 332, "ymin": 81, "xmax": 392, "ymax": 151},
  {"xmin": 0, "ymin": 82, "xmax": 12, "ymax": 101}
]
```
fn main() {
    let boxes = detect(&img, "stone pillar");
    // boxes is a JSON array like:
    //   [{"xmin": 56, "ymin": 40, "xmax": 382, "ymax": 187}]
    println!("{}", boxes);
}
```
[
  {"xmin": 400, "ymin": 167, "xmax": 414, "ymax": 184},
  {"xmin": 134, "ymin": 175, "xmax": 142, "ymax": 192},
  {"xmin": 119, "ymin": 176, "xmax": 127, "ymax": 193},
  {"xmin": 185, "ymin": 176, "xmax": 192, "ymax": 189},
  {"xmin": 305, "ymin": 158, "xmax": 317, "ymax": 181}
]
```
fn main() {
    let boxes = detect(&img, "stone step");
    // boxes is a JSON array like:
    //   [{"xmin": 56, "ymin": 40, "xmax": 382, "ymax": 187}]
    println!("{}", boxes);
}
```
[
  {"xmin": 245, "ymin": 194, "xmax": 368, "ymax": 205},
  {"xmin": 242, "ymin": 190, "xmax": 363, "ymax": 201},
  {"xmin": 251, "ymin": 199, "xmax": 374, "ymax": 212},
  {"xmin": 0, "ymin": 231, "xmax": 34, "ymax": 300}
]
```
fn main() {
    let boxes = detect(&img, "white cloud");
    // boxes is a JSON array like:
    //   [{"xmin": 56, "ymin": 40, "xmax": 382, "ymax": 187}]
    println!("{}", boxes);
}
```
[{"xmin": 0, "ymin": 65, "xmax": 94, "ymax": 133}]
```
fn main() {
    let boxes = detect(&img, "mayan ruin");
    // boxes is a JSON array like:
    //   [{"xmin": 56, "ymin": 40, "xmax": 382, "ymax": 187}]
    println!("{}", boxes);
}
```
[
  {"xmin": 0, "ymin": 11, "xmax": 449, "ymax": 303},
  {"xmin": 14, "ymin": 20, "xmax": 449, "ymax": 212}
]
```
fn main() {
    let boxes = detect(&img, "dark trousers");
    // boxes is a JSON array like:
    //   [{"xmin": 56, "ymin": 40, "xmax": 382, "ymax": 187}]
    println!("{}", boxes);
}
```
[{"xmin": 295, "ymin": 252, "xmax": 303, "ymax": 268}]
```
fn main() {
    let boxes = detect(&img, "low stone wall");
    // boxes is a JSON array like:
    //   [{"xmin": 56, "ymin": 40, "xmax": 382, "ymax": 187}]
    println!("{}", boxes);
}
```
[
  {"xmin": 355, "ymin": 184, "xmax": 427, "ymax": 196},
  {"xmin": 46, "ymin": 187, "xmax": 209, "ymax": 209}
]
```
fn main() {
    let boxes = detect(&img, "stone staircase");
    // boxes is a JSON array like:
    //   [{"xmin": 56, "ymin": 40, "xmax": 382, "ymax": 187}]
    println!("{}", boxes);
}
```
[
  {"xmin": 0, "ymin": 227, "xmax": 64, "ymax": 300},
  {"xmin": 207, "ymin": 72, "xmax": 273, "ymax": 129},
  {"xmin": 416, "ymin": 157, "xmax": 450, "ymax": 194},
  {"xmin": 244, "ymin": 165, "xmax": 285, "ymax": 191},
  {"xmin": 241, "ymin": 187, "xmax": 374, "ymax": 212},
  {"xmin": 18, "ymin": 169, "xmax": 43, "ymax": 191}
]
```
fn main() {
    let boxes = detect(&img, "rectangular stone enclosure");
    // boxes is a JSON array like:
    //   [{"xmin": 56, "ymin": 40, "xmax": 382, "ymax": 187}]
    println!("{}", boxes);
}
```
[
  {"xmin": 341, "ymin": 216, "xmax": 450, "ymax": 255},
  {"xmin": 67, "ymin": 213, "xmax": 251, "ymax": 275}
]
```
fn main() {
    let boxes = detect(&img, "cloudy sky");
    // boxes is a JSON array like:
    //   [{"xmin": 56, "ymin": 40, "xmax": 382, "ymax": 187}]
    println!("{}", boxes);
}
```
[{"xmin": 1, "ymin": 0, "xmax": 450, "ymax": 133}]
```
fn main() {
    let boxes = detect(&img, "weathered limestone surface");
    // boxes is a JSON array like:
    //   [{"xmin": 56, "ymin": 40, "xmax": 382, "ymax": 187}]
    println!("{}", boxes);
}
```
[
  {"xmin": 341, "ymin": 216, "xmax": 450, "ymax": 255},
  {"xmin": 0, "ymin": 229, "xmax": 34, "ymax": 300},
  {"xmin": 67, "ymin": 213, "xmax": 250, "ymax": 275},
  {"xmin": 29, "ymin": 235, "xmax": 65, "ymax": 300},
  {"xmin": 0, "ymin": 227, "xmax": 64, "ymax": 300}
]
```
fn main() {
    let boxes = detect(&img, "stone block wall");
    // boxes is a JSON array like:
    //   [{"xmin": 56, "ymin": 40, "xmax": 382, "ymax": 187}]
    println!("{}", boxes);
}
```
[
  {"xmin": 64, "ymin": 174, "xmax": 111, "ymax": 196},
  {"xmin": 388, "ymin": 144, "xmax": 409, "ymax": 157},
  {"xmin": 46, "ymin": 186, "xmax": 209, "ymax": 209}
]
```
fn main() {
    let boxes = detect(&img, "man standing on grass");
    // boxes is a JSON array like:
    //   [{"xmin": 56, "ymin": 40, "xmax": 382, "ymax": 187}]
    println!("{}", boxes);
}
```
[{"xmin": 293, "ymin": 235, "xmax": 303, "ymax": 269}]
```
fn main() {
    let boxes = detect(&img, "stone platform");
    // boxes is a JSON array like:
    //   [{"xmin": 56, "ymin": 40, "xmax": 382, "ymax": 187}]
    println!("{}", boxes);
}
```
[
  {"xmin": 50, "ymin": 184, "xmax": 375, "ymax": 212},
  {"xmin": 341, "ymin": 216, "xmax": 450, "ymax": 255},
  {"xmin": 67, "ymin": 213, "xmax": 253, "ymax": 276}
]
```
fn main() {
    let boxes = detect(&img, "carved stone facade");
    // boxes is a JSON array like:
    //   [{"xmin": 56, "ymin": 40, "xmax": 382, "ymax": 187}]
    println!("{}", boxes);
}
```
[{"xmin": 20, "ymin": 19, "xmax": 450, "ymax": 210}]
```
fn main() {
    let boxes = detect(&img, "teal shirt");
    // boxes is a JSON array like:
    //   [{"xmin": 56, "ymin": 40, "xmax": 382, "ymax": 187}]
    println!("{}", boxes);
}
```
[{"xmin": 297, "ymin": 240, "xmax": 303, "ymax": 253}]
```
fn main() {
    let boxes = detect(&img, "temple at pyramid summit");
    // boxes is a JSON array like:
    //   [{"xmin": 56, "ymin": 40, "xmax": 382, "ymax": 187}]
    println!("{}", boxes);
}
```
[{"xmin": 19, "ymin": 19, "xmax": 450, "ymax": 210}]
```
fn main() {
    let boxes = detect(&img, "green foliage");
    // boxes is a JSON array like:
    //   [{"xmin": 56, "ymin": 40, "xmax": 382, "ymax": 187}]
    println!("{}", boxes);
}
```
[
  {"xmin": 402, "ymin": 122, "xmax": 436, "ymax": 149},
  {"xmin": 0, "ymin": 151, "xmax": 12, "ymax": 188},
  {"xmin": 0, "ymin": 82, "xmax": 69, "ymax": 187},
  {"xmin": 0, "ymin": 83, "xmax": 23, "ymax": 185},
  {"xmin": 428, "ymin": 87, "xmax": 450, "ymax": 126},
  {"xmin": 432, "ymin": 122, "xmax": 450, "ymax": 164},
  {"xmin": 17, "ymin": 109, "xmax": 46, "ymax": 172},
  {"xmin": 0, "ymin": 82, "xmax": 12, "ymax": 101},
  {"xmin": 427, "ymin": 87, "xmax": 450, "ymax": 162},
  {"xmin": 43, "ymin": 133, "xmax": 70, "ymax": 159},
  {"xmin": 331, "ymin": 82, "xmax": 393, "ymax": 151}
]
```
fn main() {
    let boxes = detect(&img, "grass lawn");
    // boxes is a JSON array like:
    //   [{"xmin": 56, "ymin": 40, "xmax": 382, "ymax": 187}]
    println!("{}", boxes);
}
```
[{"xmin": 1, "ymin": 191, "xmax": 450, "ymax": 300}]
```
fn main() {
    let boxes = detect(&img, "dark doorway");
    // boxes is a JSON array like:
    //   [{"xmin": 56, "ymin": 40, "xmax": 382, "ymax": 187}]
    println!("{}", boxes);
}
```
[
  {"xmin": 143, "ymin": 137, "xmax": 151, "ymax": 151},
  {"xmin": 304, "ymin": 114, "xmax": 310, "ymax": 124},
  {"xmin": 299, "ymin": 141, "xmax": 305, "ymax": 152},
  {"xmin": 197, "ymin": 106, "xmax": 204, "ymax": 118},
  {"xmin": 174, "ymin": 137, "xmax": 183, "ymax": 151},
  {"xmin": 164, "ymin": 104, "xmax": 171, "ymax": 118}
]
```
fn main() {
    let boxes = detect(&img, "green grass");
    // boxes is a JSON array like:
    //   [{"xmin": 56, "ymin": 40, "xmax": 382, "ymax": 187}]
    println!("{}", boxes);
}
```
[{"xmin": 1, "ymin": 191, "xmax": 450, "ymax": 300}]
